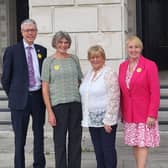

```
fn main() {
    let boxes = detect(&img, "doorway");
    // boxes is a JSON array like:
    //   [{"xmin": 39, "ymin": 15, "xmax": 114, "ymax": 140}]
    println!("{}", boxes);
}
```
[
  {"xmin": 137, "ymin": 0, "xmax": 168, "ymax": 70},
  {"xmin": 0, "ymin": 0, "xmax": 29, "ymax": 74},
  {"xmin": 16, "ymin": 0, "xmax": 29, "ymax": 41}
]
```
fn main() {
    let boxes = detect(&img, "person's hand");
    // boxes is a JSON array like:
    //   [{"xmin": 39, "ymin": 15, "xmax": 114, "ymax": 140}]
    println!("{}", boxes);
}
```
[
  {"xmin": 48, "ymin": 111, "xmax": 56, "ymax": 126},
  {"xmin": 104, "ymin": 124, "xmax": 112, "ymax": 133},
  {"xmin": 147, "ymin": 117, "xmax": 155, "ymax": 129}
]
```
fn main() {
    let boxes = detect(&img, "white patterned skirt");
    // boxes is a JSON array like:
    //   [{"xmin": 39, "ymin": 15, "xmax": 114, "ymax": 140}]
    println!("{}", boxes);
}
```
[{"xmin": 124, "ymin": 121, "xmax": 160, "ymax": 148}]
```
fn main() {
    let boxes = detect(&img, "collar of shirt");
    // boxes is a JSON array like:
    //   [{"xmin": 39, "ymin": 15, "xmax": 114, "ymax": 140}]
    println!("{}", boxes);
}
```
[{"xmin": 23, "ymin": 40, "xmax": 35, "ymax": 50}]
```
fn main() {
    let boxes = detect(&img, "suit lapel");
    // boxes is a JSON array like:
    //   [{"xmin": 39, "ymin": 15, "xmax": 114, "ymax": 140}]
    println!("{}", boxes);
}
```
[
  {"xmin": 121, "ymin": 60, "xmax": 130, "ymax": 92},
  {"xmin": 129, "ymin": 56, "xmax": 145, "ymax": 89},
  {"xmin": 19, "ymin": 41, "xmax": 28, "ymax": 69},
  {"xmin": 34, "ymin": 45, "xmax": 41, "ymax": 64},
  {"xmin": 34, "ymin": 45, "xmax": 44, "ymax": 74}
]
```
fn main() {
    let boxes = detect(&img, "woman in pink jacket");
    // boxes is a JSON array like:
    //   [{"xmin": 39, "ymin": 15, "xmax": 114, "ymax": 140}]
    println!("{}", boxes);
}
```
[{"xmin": 119, "ymin": 36, "xmax": 160, "ymax": 168}]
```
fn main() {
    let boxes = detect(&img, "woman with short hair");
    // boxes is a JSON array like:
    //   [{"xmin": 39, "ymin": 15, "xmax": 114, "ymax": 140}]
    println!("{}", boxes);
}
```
[
  {"xmin": 41, "ymin": 31, "xmax": 83, "ymax": 168},
  {"xmin": 80, "ymin": 45, "xmax": 120, "ymax": 168}
]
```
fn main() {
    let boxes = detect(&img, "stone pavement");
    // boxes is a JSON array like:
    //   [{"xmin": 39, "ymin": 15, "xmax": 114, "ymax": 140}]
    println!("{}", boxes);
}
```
[{"xmin": 0, "ymin": 124, "xmax": 168, "ymax": 168}]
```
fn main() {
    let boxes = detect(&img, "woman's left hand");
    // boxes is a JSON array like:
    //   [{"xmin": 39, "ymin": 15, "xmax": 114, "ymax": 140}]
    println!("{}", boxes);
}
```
[
  {"xmin": 104, "ymin": 124, "xmax": 112, "ymax": 133},
  {"xmin": 147, "ymin": 117, "xmax": 156, "ymax": 128}
]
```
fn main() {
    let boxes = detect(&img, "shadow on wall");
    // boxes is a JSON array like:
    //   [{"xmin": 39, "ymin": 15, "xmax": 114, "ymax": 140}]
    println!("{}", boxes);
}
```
[{"xmin": 0, "ymin": 48, "xmax": 5, "ymax": 74}]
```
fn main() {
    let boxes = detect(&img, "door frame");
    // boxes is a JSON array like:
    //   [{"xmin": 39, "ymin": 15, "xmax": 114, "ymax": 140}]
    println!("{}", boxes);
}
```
[
  {"xmin": 136, "ymin": 0, "xmax": 168, "ymax": 70},
  {"xmin": 16, "ymin": 0, "xmax": 29, "ymax": 41}
]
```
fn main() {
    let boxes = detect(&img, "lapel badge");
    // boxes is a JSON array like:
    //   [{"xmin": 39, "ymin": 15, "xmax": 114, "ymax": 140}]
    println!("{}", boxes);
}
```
[
  {"xmin": 37, "ymin": 53, "xmax": 42, "ymax": 59},
  {"xmin": 54, "ymin": 65, "xmax": 60, "ymax": 70},
  {"xmin": 136, "ymin": 67, "xmax": 142, "ymax": 73}
]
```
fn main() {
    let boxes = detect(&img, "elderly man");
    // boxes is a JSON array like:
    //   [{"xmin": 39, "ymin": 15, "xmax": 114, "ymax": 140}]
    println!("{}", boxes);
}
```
[{"xmin": 1, "ymin": 19, "xmax": 47, "ymax": 168}]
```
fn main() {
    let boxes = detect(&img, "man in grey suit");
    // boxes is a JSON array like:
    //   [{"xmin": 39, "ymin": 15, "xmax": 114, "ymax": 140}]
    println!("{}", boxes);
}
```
[{"xmin": 1, "ymin": 19, "xmax": 46, "ymax": 168}]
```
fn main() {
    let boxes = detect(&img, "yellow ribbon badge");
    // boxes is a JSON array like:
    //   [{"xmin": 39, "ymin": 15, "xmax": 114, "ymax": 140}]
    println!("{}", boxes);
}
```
[
  {"xmin": 37, "ymin": 53, "xmax": 42, "ymax": 59},
  {"xmin": 136, "ymin": 67, "xmax": 142, "ymax": 73},
  {"xmin": 54, "ymin": 65, "xmax": 60, "ymax": 70}
]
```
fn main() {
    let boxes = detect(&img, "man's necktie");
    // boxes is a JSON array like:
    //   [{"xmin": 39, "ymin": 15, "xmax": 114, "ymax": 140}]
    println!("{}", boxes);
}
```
[{"xmin": 27, "ymin": 46, "xmax": 36, "ymax": 87}]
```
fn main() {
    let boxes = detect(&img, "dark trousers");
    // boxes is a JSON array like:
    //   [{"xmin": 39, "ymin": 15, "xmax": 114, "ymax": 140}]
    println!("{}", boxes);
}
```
[
  {"xmin": 11, "ymin": 90, "xmax": 46, "ymax": 168},
  {"xmin": 52, "ymin": 102, "xmax": 82, "ymax": 168},
  {"xmin": 89, "ymin": 125, "xmax": 117, "ymax": 168}
]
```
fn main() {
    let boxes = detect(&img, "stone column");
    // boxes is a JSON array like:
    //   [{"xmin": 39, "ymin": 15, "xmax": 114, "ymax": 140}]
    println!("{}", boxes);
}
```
[
  {"xmin": 0, "ymin": 0, "xmax": 8, "ymax": 74},
  {"xmin": 128, "ymin": 0, "xmax": 137, "ymax": 35},
  {"xmin": 0, "ymin": 0, "xmax": 16, "ymax": 74}
]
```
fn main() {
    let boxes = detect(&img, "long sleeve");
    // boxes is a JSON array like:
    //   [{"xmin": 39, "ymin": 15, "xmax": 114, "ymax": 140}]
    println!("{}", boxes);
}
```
[
  {"xmin": 103, "ymin": 68, "xmax": 120, "ymax": 125},
  {"xmin": 1, "ymin": 47, "xmax": 13, "ymax": 95},
  {"xmin": 147, "ymin": 61, "xmax": 160, "ymax": 118}
]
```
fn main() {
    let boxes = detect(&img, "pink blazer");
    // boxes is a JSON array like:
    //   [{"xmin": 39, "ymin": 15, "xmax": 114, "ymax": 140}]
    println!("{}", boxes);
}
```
[{"xmin": 119, "ymin": 56, "xmax": 160, "ymax": 123}]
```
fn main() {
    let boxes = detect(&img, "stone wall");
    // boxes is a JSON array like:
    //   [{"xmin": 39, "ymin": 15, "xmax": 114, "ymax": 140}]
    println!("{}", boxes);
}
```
[
  {"xmin": 0, "ymin": 0, "xmax": 8, "ymax": 73},
  {"xmin": 29, "ymin": 0, "xmax": 128, "ymax": 72},
  {"xmin": 127, "ymin": 0, "xmax": 136, "ymax": 36}
]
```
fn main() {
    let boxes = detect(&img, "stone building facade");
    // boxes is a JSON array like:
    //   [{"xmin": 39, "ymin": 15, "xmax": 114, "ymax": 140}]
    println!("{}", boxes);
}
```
[
  {"xmin": 0, "ymin": 0, "xmax": 16, "ymax": 73},
  {"xmin": 30, "ymin": 0, "xmax": 129, "ymax": 72},
  {"xmin": 0, "ymin": 0, "xmax": 137, "ymax": 73},
  {"xmin": 0, "ymin": 0, "xmax": 8, "ymax": 71},
  {"xmin": 1, "ymin": 0, "xmax": 168, "ymax": 132}
]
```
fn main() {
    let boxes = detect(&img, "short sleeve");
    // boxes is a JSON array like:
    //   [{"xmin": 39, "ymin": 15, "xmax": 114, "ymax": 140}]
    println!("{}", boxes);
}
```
[
  {"xmin": 71, "ymin": 55, "xmax": 83, "ymax": 81},
  {"xmin": 41, "ymin": 57, "xmax": 51, "ymax": 82}
]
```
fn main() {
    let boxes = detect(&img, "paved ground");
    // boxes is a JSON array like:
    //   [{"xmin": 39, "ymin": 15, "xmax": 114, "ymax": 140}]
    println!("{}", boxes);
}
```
[{"xmin": 0, "ymin": 124, "xmax": 168, "ymax": 168}]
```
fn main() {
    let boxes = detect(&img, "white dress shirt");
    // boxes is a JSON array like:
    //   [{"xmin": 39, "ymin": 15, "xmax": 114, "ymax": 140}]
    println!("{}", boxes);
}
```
[{"xmin": 23, "ymin": 40, "xmax": 41, "ymax": 91}]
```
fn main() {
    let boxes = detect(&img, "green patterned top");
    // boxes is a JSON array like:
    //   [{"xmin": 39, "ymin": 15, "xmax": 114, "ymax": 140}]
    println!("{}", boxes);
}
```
[{"xmin": 41, "ymin": 54, "xmax": 83, "ymax": 106}]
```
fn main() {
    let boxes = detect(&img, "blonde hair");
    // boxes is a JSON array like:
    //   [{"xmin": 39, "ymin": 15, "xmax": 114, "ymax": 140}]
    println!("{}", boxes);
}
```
[
  {"xmin": 126, "ymin": 35, "xmax": 143, "ymax": 50},
  {"xmin": 88, "ymin": 45, "xmax": 106, "ymax": 60}
]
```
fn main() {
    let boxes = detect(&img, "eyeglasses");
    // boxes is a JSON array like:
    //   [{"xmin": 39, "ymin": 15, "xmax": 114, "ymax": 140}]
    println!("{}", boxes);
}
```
[{"xmin": 22, "ymin": 29, "xmax": 37, "ymax": 33}]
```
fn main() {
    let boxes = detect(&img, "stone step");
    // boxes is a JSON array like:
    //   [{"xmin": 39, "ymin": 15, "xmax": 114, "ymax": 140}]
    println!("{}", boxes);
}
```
[
  {"xmin": 0, "ymin": 110, "xmax": 168, "ymax": 129},
  {"xmin": 160, "ymin": 88, "xmax": 168, "ymax": 96},
  {"xmin": 0, "ymin": 84, "xmax": 168, "ymax": 128},
  {"xmin": 0, "ymin": 131, "xmax": 168, "ymax": 153},
  {"xmin": 0, "ymin": 152, "xmax": 96, "ymax": 168},
  {"xmin": 0, "ymin": 152, "xmax": 168, "ymax": 168},
  {"xmin": 160, "ymin": 99, "xmax": 168, "ymax": 107},
  {"xmin": 0, "ymin": 107, "xmax": 10, "ymax": 112},
  {"xmin": 0, "ymin": 131, "xmax": 168, "ymax": 168},
  {"xmin": 0, "ymin": 111, "xmax": 11, "ymax": 124}
]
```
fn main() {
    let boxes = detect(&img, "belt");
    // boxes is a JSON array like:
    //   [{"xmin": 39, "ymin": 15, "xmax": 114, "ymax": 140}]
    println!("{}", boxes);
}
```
[{"xmin": 28, "ymin": 89, "xmax": 41, "ymax": 95}]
